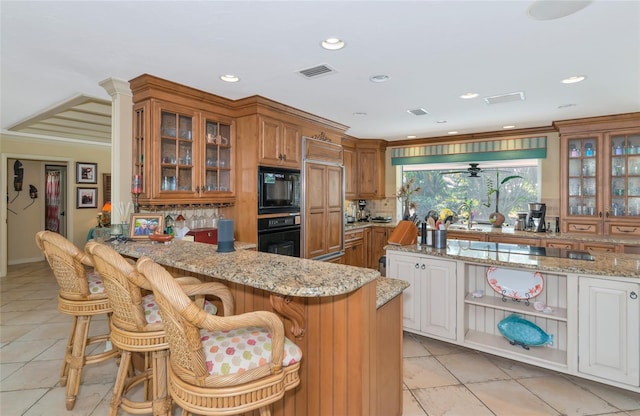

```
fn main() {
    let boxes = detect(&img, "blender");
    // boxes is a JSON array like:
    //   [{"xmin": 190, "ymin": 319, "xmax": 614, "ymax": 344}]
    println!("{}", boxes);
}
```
[{"xmin": 527, "ymin": 203, "xmax": 546, "ymax": 232}]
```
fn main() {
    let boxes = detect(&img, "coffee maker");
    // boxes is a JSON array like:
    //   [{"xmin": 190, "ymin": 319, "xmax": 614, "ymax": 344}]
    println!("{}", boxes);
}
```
[{"xmin": 527, "ymin": 202, "xmax": 546, "ymax": 232}]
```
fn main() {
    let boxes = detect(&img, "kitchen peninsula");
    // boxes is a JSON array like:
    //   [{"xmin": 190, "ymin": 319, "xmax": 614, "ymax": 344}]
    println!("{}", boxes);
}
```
[
  {"xmin": 108, "ymin": 239, "xmax": 409, "ymax": 416},
  {"xmin": 386, "ymin": 239, "xmax": 640, "ymax": 393}
]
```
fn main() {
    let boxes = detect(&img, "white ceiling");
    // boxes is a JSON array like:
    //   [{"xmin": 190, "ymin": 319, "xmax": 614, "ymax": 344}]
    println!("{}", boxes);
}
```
[{"xmin": 1, "ymin": 1, "xmax": 639, "ymax": 142}]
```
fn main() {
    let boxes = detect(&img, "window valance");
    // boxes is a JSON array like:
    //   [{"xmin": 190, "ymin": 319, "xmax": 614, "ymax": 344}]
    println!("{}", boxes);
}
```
[{"xmin": 391, "ymin": 136, "xmax": 547, "ymax": 166}]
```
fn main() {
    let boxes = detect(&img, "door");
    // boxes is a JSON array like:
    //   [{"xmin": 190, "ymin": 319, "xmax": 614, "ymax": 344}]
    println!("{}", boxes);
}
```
[
  {"xmin": 387, "ymin": 253, "xmax": 421, "ymax": 331},
  {"xmin": 579, "ymin": 277, "xmax": 640, "ymax": 386},
  {"xmin": 45, "ymin": 165, "xmax": 67, "ymax": 237}
]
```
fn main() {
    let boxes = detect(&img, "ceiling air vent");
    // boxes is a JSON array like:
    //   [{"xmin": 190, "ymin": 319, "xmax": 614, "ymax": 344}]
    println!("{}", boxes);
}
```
[
  {"xmin": 484, "ymin": 92, "xmax": 526, "ymax": 105},
  {"xmin": 407, "ymin": 108, "xmax": 429, "ymax": 116},
  {"xmin": 297, "ymin": 64, "xmax": 336, "ymax": 79}
]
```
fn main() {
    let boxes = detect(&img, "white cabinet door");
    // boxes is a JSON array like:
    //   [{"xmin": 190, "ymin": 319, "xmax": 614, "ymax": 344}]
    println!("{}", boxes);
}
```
[
  {"xmin": 387, "ymin": 252, "xmax": 457, "ymax": 340},
  {"xmin": 419, "ymin": 258, "xmax": 457, "ymax": 340},
  {"xmin": 387, "ymin": 253, "xmax": 421, "ymax": 330},
  {"xmin": 579, "ymin": 277, "xmax": 639, "ymax": 386}
]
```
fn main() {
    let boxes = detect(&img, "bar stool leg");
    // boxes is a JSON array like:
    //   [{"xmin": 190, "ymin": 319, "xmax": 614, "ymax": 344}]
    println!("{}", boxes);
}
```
[
  {"xmin": 109, "ymin": 350, "xmax": 132, "ymax": 416},
  {"xmin": 152, "ymin": 349, "xmax": 171, "ymax": 416},
  {"xmin": 65, "ymin": 315, "xmax": 91, "ymax": 410},
  {"xmin": 60, "ymin": 316, "xmax": 78, "ymax": 387}
]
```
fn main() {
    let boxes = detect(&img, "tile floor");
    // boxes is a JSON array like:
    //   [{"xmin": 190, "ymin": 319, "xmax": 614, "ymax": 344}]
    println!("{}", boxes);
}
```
[{"xmin": 2, "ymin": 261, "xmax": 640, "ymax": 415}]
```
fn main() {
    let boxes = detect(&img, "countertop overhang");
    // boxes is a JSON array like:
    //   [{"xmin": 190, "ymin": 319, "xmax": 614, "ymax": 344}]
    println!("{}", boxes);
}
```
[
  {"xmin": 386, "ymin": 239, "xmax": 640, "ymax": 278},
  {"xmin": 106, "ymin": 239, "xmax": 407, "ymax": 303}
]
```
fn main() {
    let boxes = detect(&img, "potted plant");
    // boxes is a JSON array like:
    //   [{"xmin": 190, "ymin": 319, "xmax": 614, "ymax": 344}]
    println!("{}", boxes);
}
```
[
  {"xmin": 483, "ymin": 172, "xmax": 523, "ymax": 228},
  {"xmin": 396, "ymin": 177, "xmax": 421, "ymax": 220}
]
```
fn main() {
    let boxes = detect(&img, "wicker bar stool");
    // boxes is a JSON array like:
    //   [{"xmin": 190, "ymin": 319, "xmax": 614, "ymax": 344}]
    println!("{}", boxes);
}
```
[
  {"xmin": 136, "ymin": 256, "xmax": 302, "ymax": 416},
  {"xmin": 85, "ymin": 242, "xmax": 234, "ymax": 416},
  {"xmin": 35, "ymin": 231, "xmax": 120, "ymax": 410}
]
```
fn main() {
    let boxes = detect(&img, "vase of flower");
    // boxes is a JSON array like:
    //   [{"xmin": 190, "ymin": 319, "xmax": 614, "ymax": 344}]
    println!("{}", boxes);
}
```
[
  {"xmin": 403, "ymin": 200, "xmax": 411, "ymax": 220},
  {"xmin": 397, "ymin": 177, "xmax": 421, "ymax": 220},
  {"xmin": 488, "ymin": 190, "xmax": 506, "ymax": 228}
]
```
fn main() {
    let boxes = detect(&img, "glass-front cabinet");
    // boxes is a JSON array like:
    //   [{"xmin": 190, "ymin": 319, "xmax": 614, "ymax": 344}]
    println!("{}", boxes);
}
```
[
  {"xmin": 132, "ymin": 101, "xmax": 235, "ymax": 207},
  {"xmin": 560, "ymin": 124, "xmax": 640, "ymax": 237}
]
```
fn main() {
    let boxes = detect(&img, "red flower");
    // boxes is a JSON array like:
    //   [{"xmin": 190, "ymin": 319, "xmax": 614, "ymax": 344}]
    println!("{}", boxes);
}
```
[
  {"xmin": 225, "ymin": 347, "xmax": 236, "ymax": 355},
  {"xmin": 247, "ymin": 339, "xmax": 256, "ymax": 346}
]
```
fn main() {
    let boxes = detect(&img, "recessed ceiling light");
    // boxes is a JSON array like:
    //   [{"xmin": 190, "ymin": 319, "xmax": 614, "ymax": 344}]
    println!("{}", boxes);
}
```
[
  {"xmin": 220, "ymin": 74, "xmax": 240, "ymax": 83},
  {"xmin": 435, "ymin": 120, "xmax": 447, "ymax": 124},
  {"xmin": 321, "ymin": 37, "xmax": 345, "ymax": 50},
  {"xmin": 448, "ymin": 131, "xmax": 459, "ymax": 135},
  {"xmin": 353, "ymin": 112, "xmax": 368, "ymax": 116},
  {"xmin": 460, "ymin": 92, "xmax": 479, "ymax": 99},
  {"xmin": 562, "ymin": 75, "xmax": 586, "ymax": 84},
  {"xmin": 407, "ymin": 135, "xmax": 417, "ymax": 139},
  {"xmin": 558, "ymin": 103, "xmax": 577, "ymax": 109},
  {"xmin": 503, "ymin": 125, "xmax": 516, "ymax": 129},
  {"xmin": 370, "ymin": 74, "xmax": 390, "ymax": 83}
]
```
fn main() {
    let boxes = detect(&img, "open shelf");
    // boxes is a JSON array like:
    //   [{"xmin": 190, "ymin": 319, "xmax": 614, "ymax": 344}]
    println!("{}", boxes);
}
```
[
  {"xmin": 464, "ymin": 330, "xmax": 567, "ymax": 367},
  {"xmin": 464, "ymin": 293, "xmax": 567, "ymax": 322}
]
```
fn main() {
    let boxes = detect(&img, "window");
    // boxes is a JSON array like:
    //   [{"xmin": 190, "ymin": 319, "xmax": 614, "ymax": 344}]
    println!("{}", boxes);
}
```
[{"xmin": 399, "ymin": 160, "xmax": 540, "ymax": 224}]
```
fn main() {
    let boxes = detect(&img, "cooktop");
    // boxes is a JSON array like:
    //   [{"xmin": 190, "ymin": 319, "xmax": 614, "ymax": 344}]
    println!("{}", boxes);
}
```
[{"xmin": 463, "ymin": 242, "xmax": 595, "ymax": 261}]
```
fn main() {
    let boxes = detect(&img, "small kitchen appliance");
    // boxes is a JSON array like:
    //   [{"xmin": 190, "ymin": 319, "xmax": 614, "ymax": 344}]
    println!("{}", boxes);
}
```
[
  {"xmin": 515, "ymin": 212, "xmax": 528, "ymax": 231},
  {"xmin": 357, "ymin": 200, "xmax": 368, "ymax": 221},
  {"xmin": 528, "ymin": 203, "xmax": 546, "ymax": 232}
]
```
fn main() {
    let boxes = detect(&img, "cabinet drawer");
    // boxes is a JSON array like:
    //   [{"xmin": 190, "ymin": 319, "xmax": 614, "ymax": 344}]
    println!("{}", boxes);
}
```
[
  {"xmin": 186, "ymin": 228, "xmax": 218, "ymax": 244},
  {"xmin": 448, "ymin": 231, "xmax": 486, "ymax": 241},
  {"xmin": 545, "ymin": 240, "xmax": 576, "ymax": 249},
  {"xmin": 345, "ymin": 229, "xmax": 364, "ymax": 243},
  {"xmin": 606, "ymin": 223, "xmax": 640, "ymax": 237},
  {"xmin": 565, "ymin": 221, "xmax": 598, "ymax": 234},
  {"xmin": 581, "ymin": 242, "xmax": 620, "ymax": 253},
  {"xmin": 487, "ymin": 235, "xmax": 541, "ymax": 246}
]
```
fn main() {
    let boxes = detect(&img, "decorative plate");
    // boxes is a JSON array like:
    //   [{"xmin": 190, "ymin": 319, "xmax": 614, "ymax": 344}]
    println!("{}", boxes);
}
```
[
  {"xmin": 497, "ymin": 314, "xmax": 553, "ymax": 349},
  {"xmin": 486, "ymin": 267, "xmax": 544, "ymax": 300}
]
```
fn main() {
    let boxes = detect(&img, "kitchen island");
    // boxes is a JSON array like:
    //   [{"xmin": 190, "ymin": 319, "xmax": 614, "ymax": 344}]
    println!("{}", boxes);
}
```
[
  {"xmin": 109, "ymin": 239, "xmax": 409, "ymax": 416},
  {"xmin": 386, "ymin": 240, "xmax": 640, "ymax": 393}
]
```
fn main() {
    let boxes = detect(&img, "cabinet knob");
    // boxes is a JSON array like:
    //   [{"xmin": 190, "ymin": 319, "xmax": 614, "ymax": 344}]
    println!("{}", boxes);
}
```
[
  {"xmin": 196, "ymin": 185, "xmax": 200, "ymax": 193},
  {"xmin": 421, "ymin": 264, "xmax": 426, "ymax": 270},
  {"xmin": 631, "ymin": 291, "xmax": 638, "ymax": 300},
  {"xmin": 415, "ymin": 263, "xmax": 419, "ymax": 269},
  {"xmin": 599, "ymin": 211, "xmax": 603, "ymax": 218},
  {"xmin": 606, "ymin": 211, "xmax": 610, "ymax": 218},
  {"xmin": 282, "ymin": 154, "xmax": 287, "ymax": 161}
]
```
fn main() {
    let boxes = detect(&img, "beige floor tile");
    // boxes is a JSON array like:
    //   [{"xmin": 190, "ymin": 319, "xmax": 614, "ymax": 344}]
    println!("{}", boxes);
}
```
[
  {"xmin": 418, "ymin": 335, "xmax": 470, "ymax": 356},
  {"xmin": 79, "ymin": 358, "xmax": 118, "ymax": 385},
  {"xmin": 565, "ymin": 376, "xmax": 640, "ymax": 411},
  {"xmin": 490, "ymin": 354, "xmax": 559, "ymax": 379},
  {"xmin": 0, "ymin": 388, "xmax": 49, "ymax": 415},
  {"xmin": 0, "ymin": 323, "xmax": 39, "ymax": 341},
  {"xmin": 412, "ymin": 385, "xmax": 494, "ymax": 416},
  {"xmin": 403, "ymin": 356, "xmax": 459, "ymax": 389},
  {"xmin": 436, "ymin": 351, "xmax": 511, "ymax": 384},
  {"xmin": 32, "ymin": 339, "xmax": 67, "ymax": 362},
  {"xmin": 519, "ymin": 375, "xmax": 619, "ymax": 415},
  {"xmin": 402, "ymin": 389, "xmax": 428, "ymax": 416},
  {"xmin": 1, "ymin": 309, "xmax": 56, "ymax": 326},
  {"xmin": 23, "ymin": 382, "xmax": 112, "ymax": 416},
  {"xmin": 0, "ymin": 299, "xmax": 57, "ymax": 313},
  {"xmin": 627, "ymin": 410, "xmax": 640, "ymax": 416},
  {"xmin": 0, "ymin": 338, "xmax": 59, "ymax": 363},
  {"xmin": 1, "ymin": 359, "xmax": 62, "ymax": 391},
  {"xmin": 17, "ymin": 322, "xmax": 71, "ymax": 342},
  {"xmin": 467, "ymin": 379, "xmax": 560, "ymax": 415},
  {"xmin": 1, "ymin": 361, "xmax": 24, "ymax": 380},
  {"xmin": 403, "ymin": 332, "xmax": 431, "ymax": 358}
]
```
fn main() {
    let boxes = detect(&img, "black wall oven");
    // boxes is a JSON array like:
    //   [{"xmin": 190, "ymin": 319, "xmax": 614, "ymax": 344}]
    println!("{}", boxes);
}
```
[
  {"xmin": 258, "ymin": 166, "xmax": 301, "ymax": 214},
  {"xmin": 257, "ymin": 215, "xmax": 301, "ymax": 257}
]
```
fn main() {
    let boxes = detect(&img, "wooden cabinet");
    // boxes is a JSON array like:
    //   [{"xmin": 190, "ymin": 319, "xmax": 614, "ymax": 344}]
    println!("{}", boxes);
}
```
[
  {"xmin": 342, "ymin": 138, "xmax": 387, "ymax": 200},
  {"xmin": 544, "ymin": 239, "xmax": 576, "ymax": 249},
  {"xmin": 369, "ymin": 226, "xmax": 393, "ymax": 269},
  {"xmin": 342, "ymin": 138, "xmax": 358, "ymax": 199},
  {"xmin": 387, "ymin": 252, "xmax": 457, "ymax": 340},
  {"xmin": 447, "ymin": 230, "xmax": 487, "ymax": 241},
  {"xmin": 258, "ymin": 115, "xmax": 301, "ymax": 168},
  {"xmin": 578, "ymin": 277, "xmax": 639, "ymax": 387},
  {"xmin": 344, "ymin": 228, "xmax": 367, "ymax": 267},
  {"xmin": 304, "ymin": 139, "xmax": 344, "ymax": 260},
  {"xmin": 556, "ymin": 115, "xmax": 640, "ymax": 236},
  {"xmin": 131, "ymin": 75, "xmax": 236, "ymax": 207}
]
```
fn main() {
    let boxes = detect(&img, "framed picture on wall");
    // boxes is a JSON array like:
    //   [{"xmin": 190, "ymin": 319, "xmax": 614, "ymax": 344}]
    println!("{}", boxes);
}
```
[
  {"xmin": 76, "ymin": 162, "xmax": 97, "ymax": 184},
  {"xmin": 76, "ymin": 187, "xmax": 98, "ymax": 209}
]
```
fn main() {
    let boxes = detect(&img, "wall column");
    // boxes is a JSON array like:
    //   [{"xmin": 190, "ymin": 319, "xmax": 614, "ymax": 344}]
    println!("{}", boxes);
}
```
[{"xmin": 100, "ymin": 78, "xmax": 133, "ymax": 224}]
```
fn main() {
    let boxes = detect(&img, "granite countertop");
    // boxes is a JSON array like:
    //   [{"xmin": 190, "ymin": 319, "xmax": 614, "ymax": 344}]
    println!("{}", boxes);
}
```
[
  {"xmin": 107, "ymin": 240, "xmax": 402, "ymax": 301},
  {"xmin": 386, "ymin": 240, "xmax": 640, "ymax": 279}
]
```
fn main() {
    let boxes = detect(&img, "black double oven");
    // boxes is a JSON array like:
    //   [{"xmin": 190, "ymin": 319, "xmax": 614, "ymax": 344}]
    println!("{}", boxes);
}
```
[{"xmin": 257, "ymin": 166, "xmax": 301, "ymax": 257}]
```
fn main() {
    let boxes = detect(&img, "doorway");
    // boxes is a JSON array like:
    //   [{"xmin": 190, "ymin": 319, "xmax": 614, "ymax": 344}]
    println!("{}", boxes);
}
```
[{"xmin": 45, "ymin": 165, "xmax": 67, "ymax": 237}]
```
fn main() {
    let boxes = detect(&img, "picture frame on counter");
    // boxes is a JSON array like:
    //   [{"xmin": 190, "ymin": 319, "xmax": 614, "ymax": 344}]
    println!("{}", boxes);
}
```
[
  {"xmin": 76, "ymin": 187, "xmax": 98, "ymax": 209},
  {"xmin": 76, "ymin": 162, "xmax": 97, "ymax": 184},
  {"xmin": 129, "ymin": 214, "xmax": 164, "ymax": 240}
]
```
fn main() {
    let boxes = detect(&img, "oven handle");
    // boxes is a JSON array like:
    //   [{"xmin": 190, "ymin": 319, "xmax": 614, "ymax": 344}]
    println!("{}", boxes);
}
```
[{"xmin": 257, "ymin": 225, "xmax": 301, "ymax": 235}]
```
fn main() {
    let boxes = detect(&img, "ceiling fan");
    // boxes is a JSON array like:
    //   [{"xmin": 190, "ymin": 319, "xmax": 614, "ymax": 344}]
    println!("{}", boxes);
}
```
[{"xmin": 440, "ymin": 163, "xmax": 485, "ymax": 177}]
